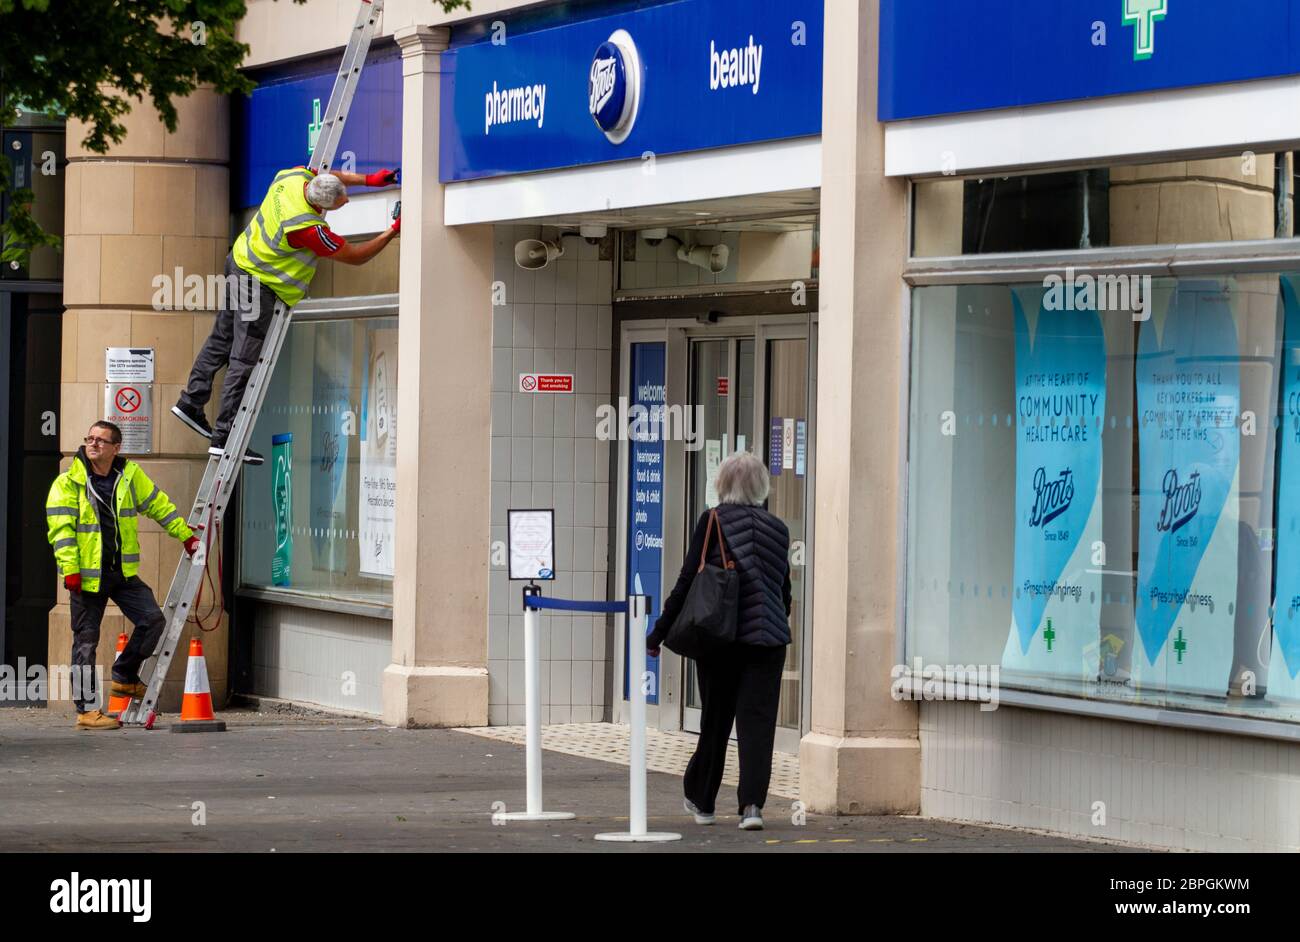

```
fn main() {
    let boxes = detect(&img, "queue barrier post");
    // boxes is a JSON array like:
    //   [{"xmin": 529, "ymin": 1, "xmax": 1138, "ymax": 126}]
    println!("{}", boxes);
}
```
[
  {"xmin": 595, "ymin": 593, "xmax": 681, "ymax": 843},
  {"xmin": 496, "ymin": 584, "xmax": 576, "ymax": 822}
]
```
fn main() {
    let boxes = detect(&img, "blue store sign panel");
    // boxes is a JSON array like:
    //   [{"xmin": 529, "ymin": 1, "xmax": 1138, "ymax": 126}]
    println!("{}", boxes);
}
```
[
  {"xmin": 627, "ymin": 343, "xmax": 665, "ymax": 704},
  {"xmin": 233, "ymin": 50, "xmax": 402, "ymax": 208},
  {"xmin": 441, "ymin": 0, "xmax": 823, "ymax": 182},
  {"xmin": 879, "ymin": 0, "xmax": 1300, "ymax": 121}
]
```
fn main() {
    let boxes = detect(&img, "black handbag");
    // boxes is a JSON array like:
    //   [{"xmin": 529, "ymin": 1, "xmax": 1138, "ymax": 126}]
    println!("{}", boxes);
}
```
[{"xmin": 664, "ymin": 509, "xmax": 739, "ymax": 660}]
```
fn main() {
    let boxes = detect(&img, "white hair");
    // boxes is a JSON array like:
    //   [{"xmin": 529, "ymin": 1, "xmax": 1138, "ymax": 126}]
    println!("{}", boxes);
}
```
[
  {"xmin": 715, "ymin": 451, "xmax": 770, "ymax": 506},
  {"xmin": 305, "ymin": 173, "xmax": 346, "ymax": 210}
]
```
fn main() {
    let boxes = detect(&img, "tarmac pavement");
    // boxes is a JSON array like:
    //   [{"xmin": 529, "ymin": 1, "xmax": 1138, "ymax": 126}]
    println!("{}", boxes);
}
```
[{"xmin": 0, "ymin": 706, "xmax": 1145, "ymax": 853}]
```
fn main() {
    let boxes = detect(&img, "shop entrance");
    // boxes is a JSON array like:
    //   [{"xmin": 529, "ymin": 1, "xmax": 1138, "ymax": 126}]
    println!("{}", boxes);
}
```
[{"xmin": 617, "ymin": 314, "xmax": 816, "ymax": 755}]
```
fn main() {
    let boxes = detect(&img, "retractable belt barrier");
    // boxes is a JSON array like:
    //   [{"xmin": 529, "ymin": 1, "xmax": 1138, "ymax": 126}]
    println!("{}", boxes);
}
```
[{"xmin": 500, "ymin": 587, "xmax": 680, "ymax": 842}]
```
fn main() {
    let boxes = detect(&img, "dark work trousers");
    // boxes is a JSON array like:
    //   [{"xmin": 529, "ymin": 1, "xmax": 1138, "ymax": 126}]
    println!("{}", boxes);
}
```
[
  {"xmin": 69, "ymin": 571, "xmax": 167, "ymax": 713},
  {"xmin": 180, "ymin": 254, "xmax": 279, "ymax": 441},
  {"xmin": 683, "ymin": 643, "xmax": 787, "ymax": 815}
]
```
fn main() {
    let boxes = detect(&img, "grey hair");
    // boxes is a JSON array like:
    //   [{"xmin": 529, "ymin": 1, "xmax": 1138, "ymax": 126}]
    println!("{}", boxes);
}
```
[
  {"xmin": 715, "ymin": 451, "xmax": 769, "ymax": 506},
  {"xmin": 305, "ymin": 173, "xmax": 347, "ymax": 210}
]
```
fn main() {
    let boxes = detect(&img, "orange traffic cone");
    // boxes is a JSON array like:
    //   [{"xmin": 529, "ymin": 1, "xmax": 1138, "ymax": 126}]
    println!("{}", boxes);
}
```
[
  {"xmin": 171, "ymin": 637, "xmax": 226, "ymax": 734},
  {"xmin": 106, "ymin": 633, "xmax": 130, "ymax": 715}
]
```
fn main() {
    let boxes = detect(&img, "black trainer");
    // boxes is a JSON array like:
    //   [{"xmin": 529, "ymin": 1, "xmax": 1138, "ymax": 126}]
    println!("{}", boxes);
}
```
[
  {"xmin": 171, "ymin": 401, "xmax": 213, "ymax": 439},
  {"xmin": 208, "ymin": 442, "xmax": 265, "ymax": 465}
]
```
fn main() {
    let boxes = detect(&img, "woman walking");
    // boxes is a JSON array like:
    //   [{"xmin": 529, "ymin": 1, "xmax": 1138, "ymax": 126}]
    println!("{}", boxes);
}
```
[{"xmin": 646, "ymin": 451, "xmax": 792, "ymax": 830}]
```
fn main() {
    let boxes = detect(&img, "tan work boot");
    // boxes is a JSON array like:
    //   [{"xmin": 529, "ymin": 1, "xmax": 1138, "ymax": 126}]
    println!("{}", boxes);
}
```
[
  {"xmin": 110, "ymin": 679, "xmax": 147, "ymax": 700},
  {"xmin": 76, "ymin": 710, "xmax": 122, "ymax": 730}
]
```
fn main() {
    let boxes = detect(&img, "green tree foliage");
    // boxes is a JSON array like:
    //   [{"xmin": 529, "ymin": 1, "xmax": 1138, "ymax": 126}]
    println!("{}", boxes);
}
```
[{"xmin": 0, "ymin": 0, "xmax": 468, "ymax": 264}]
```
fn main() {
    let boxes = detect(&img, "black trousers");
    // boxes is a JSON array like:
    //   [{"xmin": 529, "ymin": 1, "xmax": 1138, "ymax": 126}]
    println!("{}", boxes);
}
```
[
  {"xmin": 683, "ymin": 643, "xmax": 787, "ymax": 815},
  {"xmin": 69, "ymin": 571, "xmax": 166, "ymax": 713},
  {"xmin": 180, "ymin": 254, "xmax": 278, "ymax": 440}
]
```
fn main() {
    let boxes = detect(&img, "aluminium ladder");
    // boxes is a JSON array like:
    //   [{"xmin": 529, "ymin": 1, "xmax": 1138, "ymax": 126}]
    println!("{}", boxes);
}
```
[{"xmin": 119, "ymin": 0, "xmax": 386, "ymax": 727}]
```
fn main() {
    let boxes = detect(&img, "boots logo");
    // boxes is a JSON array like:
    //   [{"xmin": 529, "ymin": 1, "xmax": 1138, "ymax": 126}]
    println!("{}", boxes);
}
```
[
  {"xmin": 589, "ymin": 55, "xmax": 619, "ymax": 116},
  {"xmin": 1122, "ymin": 0, "xmax": 1168, "ymax": 62},
  {"xmin": 1028, "ymin": 467, "xmax": 1074, "ymax": 528},
  {"xmin": 1156, "ymin": 468, "xmax": 1201, "ymax": 533},
  {"xmin": 588, "ymin": 29, "xmax": 641, "ymax": 144}
]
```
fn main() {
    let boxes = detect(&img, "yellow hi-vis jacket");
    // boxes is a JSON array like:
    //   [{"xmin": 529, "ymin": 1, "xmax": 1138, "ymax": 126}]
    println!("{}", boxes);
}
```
[
  {"xmin": 46, "ymin": 450, "xmax": 193, "ymax": 593},
  {"xmin": 231, "ymin": 166, "xmax": 328, "ymax": 306}
]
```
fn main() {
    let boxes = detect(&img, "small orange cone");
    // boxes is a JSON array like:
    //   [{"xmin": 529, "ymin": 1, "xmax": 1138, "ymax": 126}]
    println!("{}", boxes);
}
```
[
  {"xmin": 106, "ymin": 632, "xmax": 130, "ymax": 715},
  {"xmin": 171, "ymin": 637, "xmax": 226, "ymax": 733}
]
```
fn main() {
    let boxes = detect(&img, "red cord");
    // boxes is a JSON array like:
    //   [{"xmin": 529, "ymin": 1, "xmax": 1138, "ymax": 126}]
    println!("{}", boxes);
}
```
[{"xmin": 188, "ymin": 514, "xmax": 224, "ymax": 632}]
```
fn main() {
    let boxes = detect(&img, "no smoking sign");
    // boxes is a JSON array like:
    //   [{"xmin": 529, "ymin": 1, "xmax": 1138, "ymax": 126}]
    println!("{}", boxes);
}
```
[
  {"xmin": 105, "ymin": 382, "xmax": 153, "ymax": 454},
  {"xmin": 115, "ymin": 386, "xmax": 142, "ymax": 413}
]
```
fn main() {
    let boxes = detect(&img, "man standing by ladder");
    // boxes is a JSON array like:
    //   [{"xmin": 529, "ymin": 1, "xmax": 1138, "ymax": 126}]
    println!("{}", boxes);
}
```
[
  {"xmin": 46, "ymin": 421, "xmax": 200, "ymax": 729},
  {"xmin": 171, "ymin": 165, "xmax": 401, "ymax": 464}
]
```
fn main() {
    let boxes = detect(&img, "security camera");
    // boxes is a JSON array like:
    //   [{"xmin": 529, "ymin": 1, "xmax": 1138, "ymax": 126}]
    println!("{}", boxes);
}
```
[
  {"xmin": 678, "ymin": 242, "xmax": 730, "ymax": 274},
  {"xmin": 580, "ymin": 224, "xmax": 607, "ymax": 245},
  {"xmin": 641, "ymin": 227, "xmax": 669, "ymax": 247},
  {"xmin": 514, "ymin": 238, "xmax": 565, "ymax": 271}
]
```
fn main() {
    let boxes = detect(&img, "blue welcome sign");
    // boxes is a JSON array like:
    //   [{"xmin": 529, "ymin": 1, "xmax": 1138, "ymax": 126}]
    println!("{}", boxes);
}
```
[
  {"xmin": 440, "ymin": 0, "xmax": 823, "ymax": 182},
  {"xmin": 879, "ymin": 0, "xmax": 1300, "ymax": 121},
  {"xmin": 627, "ymin": 343, "xmax": 665, "ymax": 704}
]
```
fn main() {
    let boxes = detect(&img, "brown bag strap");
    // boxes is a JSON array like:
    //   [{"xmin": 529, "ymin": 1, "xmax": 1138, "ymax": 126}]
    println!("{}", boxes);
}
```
[{"xmin": 698, "ymin": 509, "xmax": 734, "ymax": 572}]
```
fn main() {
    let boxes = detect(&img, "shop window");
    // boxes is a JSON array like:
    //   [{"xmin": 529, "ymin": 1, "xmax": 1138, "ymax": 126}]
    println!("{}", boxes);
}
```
[
  {"xmin": 906, "ymin": 273, "xmax": 1300, "ymax": 725},
  {"xmin": 239, "ymin": 315, "xmax": 398, "ymax": 607},
  {"xmin": 913, "ymin": 152, "xmax": 1297, "ymax": 257}
]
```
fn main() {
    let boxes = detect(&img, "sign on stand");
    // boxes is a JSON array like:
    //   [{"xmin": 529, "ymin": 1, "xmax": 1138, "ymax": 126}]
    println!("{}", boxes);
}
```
[{"xmin": 508, "ymin": 509, "xmax": 556, "ymax": 580}]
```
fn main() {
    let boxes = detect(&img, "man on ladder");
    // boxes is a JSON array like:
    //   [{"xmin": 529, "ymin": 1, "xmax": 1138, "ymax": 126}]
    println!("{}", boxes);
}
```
[
  {"xmin": 118, "ymin": 0, "xmax": 388, "ymax": 729},
  {"xmin": 171, "ymin": 165, "xmax": 401, "ymax": 464}
]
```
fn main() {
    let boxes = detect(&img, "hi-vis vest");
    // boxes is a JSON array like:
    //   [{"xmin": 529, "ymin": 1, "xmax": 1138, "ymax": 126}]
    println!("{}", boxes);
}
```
[
  {"xmin": 46, "ymin": 453, "xmax": 193, "ymax": 594},
  {"xmin": 231, "ymin": 167, "xmax": 327, "ymax": 306}
]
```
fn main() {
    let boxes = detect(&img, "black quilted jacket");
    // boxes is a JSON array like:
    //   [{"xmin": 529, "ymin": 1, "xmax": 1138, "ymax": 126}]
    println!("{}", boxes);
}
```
[{"xmin": 650, "ymin": 503, "xmax": 792, "ymax": 648}]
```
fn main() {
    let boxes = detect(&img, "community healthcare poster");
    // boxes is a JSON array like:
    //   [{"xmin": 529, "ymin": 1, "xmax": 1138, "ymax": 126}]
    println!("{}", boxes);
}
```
[
  {"xmin": 1003, "ymin": 289, "xmax": 1106, "ymax": 681},
  {"xmin": 1270, "ymin": 276, "xmax": 1300, "ymax": 701},
  {"xmin": 1135, "ymin": 282, "xmax": 1239, "ymax": 696},
  {"xmin": 359, "ymin": 324, "xmax": 398, "ymax": 579}
]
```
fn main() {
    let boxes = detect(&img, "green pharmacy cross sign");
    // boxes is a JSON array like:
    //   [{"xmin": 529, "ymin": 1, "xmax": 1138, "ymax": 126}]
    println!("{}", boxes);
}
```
[
  {"xmin": 307, "ymin": 98, "xmax": 323, "ymax": 155},
  {"xmin": 1173, "ymin": 628, "xmax": 1188, "ymax": 664},
  {"xmin": 1122, "ymin": 0, "xmax": 1168, "ymax": 61},
  {"xmin": 1043, "ymin": 618, "xmax": 1056, "ymax": 653}
]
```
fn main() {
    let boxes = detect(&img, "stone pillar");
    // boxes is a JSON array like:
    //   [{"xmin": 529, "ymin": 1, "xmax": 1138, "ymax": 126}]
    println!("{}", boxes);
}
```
[
  {"xmin": 800, "ymin": 0, "xmax": 920, "ymax": 814},
  {"xmin": 53, "ymin": 89, "xmax": 231, "ymax": 712},
  {"xmin": 383, "ymin": 26, "xmax": 493, "ymax": 727}
]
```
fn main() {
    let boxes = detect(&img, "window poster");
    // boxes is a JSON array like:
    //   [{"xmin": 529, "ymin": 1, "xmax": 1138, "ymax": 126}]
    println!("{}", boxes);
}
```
[
  {"xmin": 1135, "ymin": 282, "xmax": 1240, "ymax": 696},
  {"xmin": 272, "ymin": 433, "xmax": 293, "ymax": 587},
  {"xmin": 310, "ymin": 323, "xmax": 352, "ymax": 573},
  {"xmin": 1270, "ymin": 276, "xmax": 1300, "ymax": 701},
  {"xmin": 359, "ymin": 324, "xmax": 399, "ymax": 579},
  {"xmin": 1003, "ymin": 289, "xmax": 1106, "ymax": 681}
]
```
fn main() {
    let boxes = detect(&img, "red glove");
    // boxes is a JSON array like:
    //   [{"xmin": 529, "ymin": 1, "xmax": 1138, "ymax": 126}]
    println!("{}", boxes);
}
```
[
  {"xmin": 390, "ymin": 214, "xmax": 401, "ymax": 235},
  {"xmin": 365, "ymin": 168, "xmax": 398, "ymax": 187},
  {"xmin": 184, "ymin": 536, "xmax": 200, "ymax": 557},
  {"xmin": 64, "ymin": 573, "xmax": 81, "ymax": 593}
]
